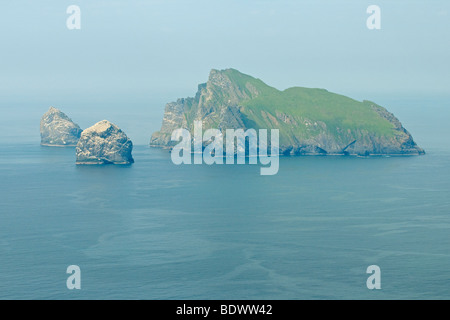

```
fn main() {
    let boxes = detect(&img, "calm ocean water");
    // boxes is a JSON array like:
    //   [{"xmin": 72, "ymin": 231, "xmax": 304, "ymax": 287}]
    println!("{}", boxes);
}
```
[{"xmin": 0, "ymin": 96, "xmax": 449, "ymax": 299}]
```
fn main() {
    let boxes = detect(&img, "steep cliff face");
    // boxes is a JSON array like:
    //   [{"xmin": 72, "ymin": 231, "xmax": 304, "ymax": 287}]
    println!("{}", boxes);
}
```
[
  {"xmin": 150, "ymin": 68, "xmax": 425, "ymax": 156},
  {"xmin": 40, "ymin": 107, "xmax": 82, "ymax": 146},
  {"xmin": 150, "ymin": 70, "xmax": 252, "ymax": 148},
  {"xmin": 76, "ymin": 120, "xmax": 134, "ymax": 165},
  {"xmin": 150, "ymin": 98, "xmax": 190, "ymax": 147}
]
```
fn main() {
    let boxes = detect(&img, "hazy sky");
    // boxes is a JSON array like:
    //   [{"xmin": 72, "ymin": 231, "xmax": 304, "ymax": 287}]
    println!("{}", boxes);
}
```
[{"xmin": 0, "ymin": 0, "xmax": 449, "ymax": 143}]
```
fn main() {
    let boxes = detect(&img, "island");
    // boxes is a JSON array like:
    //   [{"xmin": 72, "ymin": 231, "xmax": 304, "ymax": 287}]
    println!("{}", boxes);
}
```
[
  {"xmin": 40, "ymin": 107, "xmax": 82, "ymax": 147},
  {"xmin": 150, "ymin": 68, "xmax": 424, "ymax": 156},
  {"xmin": 76, "ymin": 120, "xmax": 134, "ymax": 165}
]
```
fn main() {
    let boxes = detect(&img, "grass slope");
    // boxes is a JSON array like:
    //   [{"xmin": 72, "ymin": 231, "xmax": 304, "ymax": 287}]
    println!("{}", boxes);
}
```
[{"xmin": 223, "ymin": 69, "xmax": 395, "ymax": 145}]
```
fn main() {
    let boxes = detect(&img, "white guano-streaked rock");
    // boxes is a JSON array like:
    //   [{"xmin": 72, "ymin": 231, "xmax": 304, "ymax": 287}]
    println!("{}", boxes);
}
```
[
  {"xmin": 40, "ymin": 107, "xmax": 82, "ymax": 146},
  {"xmin": 76, "ymin": 120, "xmax": 134, "ymax": 165}
]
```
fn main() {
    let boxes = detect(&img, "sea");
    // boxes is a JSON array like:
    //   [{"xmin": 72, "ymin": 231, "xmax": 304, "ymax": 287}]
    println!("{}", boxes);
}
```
[{"xmin": 0, "ymin": 95, "xmax": 449, "ymax": 299}]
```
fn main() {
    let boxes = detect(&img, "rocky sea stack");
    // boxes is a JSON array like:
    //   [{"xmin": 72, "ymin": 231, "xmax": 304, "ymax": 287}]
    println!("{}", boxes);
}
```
[
  {"xmin": 76, "ymin": 120, "xmax": 134, "ymax": 165},
  {"xmin": 40, "ymin": 107, "xmax": 82, "ymax": 146},
  {"xmin": 151, "ymin": 68, "xmax": 425, "ymax": 156}
]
